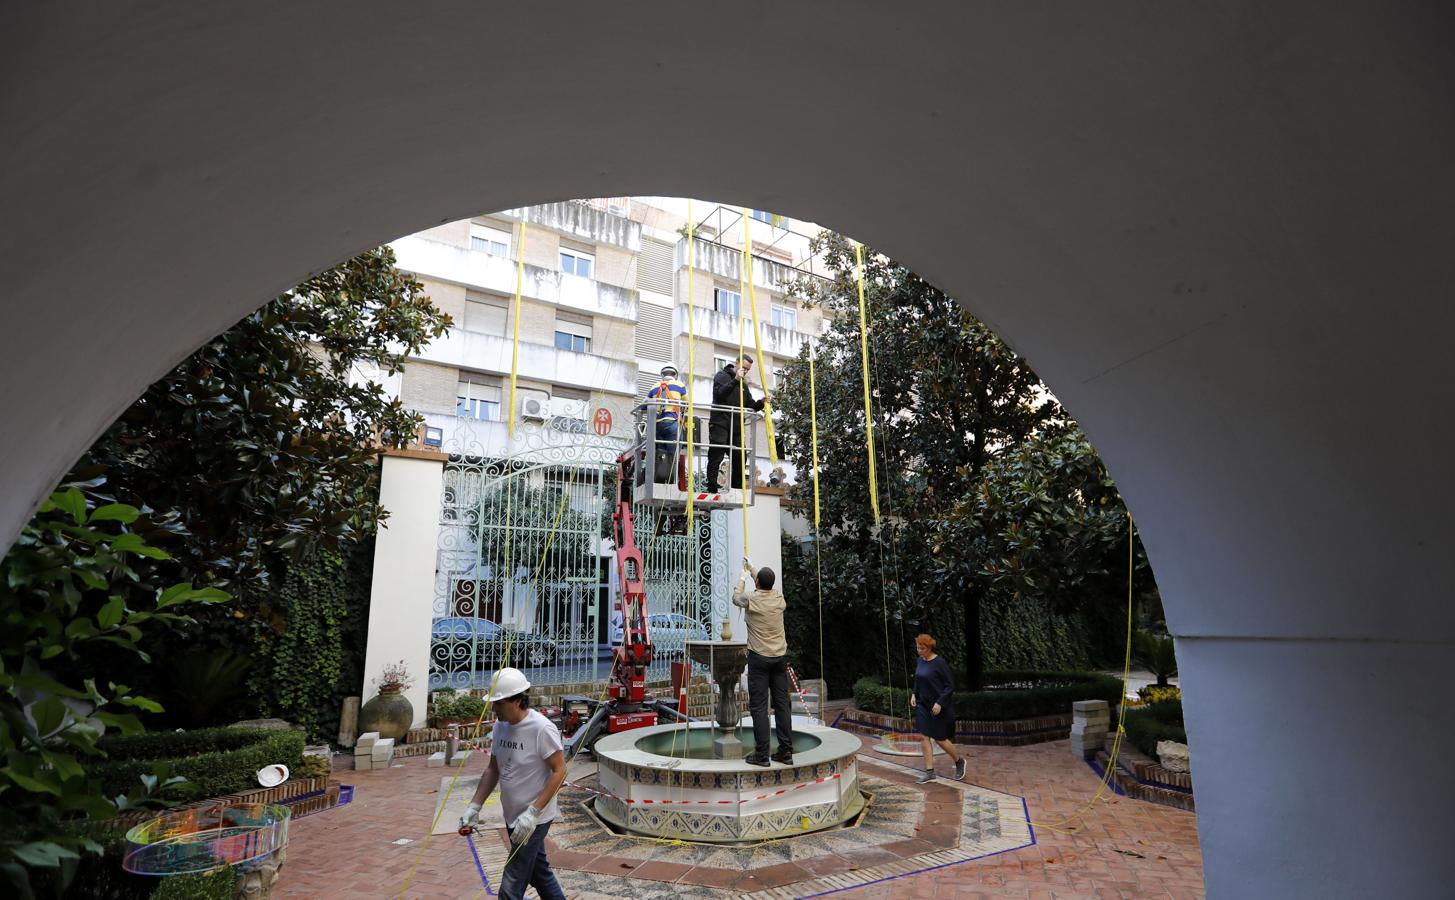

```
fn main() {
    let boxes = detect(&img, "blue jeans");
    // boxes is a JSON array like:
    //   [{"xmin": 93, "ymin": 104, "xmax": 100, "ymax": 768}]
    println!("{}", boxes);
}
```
[
  {"xmin": 498, "ymin": 819, "xmax": 565, "ymax": 900},
  {"xmin": 655, "ymin": 419, "xmax": 680, "ymax": 443}
]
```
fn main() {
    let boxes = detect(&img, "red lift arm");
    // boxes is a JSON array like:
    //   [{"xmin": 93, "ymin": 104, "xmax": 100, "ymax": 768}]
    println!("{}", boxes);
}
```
[{"xmin": 610, "ymin": 450, "xmax": 653, "ymax": 715}]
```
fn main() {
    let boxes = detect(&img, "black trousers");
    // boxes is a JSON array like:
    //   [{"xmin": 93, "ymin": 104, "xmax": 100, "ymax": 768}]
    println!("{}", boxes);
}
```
[
  {"xmin": 705, "ymin": 442, "xmax": 746, "ymax": 492},
  {"xmin": 746, "ymin": 650, "xmax": 793, "ymax": 756}
]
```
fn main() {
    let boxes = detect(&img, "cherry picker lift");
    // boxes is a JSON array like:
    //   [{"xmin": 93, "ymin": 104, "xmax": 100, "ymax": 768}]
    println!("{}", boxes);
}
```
[{"xmin": 559, "ymin": 398, "xmax": 762, "ymax": 758}]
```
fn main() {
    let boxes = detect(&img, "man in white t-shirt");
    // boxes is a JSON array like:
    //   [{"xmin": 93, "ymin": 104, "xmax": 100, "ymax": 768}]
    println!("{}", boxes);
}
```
[{"xmin": 460, "ymin": 667, "xmax": 567, "ymax": 900}]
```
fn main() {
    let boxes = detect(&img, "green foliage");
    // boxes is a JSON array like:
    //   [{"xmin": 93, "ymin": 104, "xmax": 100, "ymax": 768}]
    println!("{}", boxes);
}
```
[
  {"xmin": 155, "ymin": 649, "xmax": 255, "ymax": 730},
  {"xmin": 1133, "ymin": 631, "xmax": 1178, "ymax": 687},
  {"xmin": 432, "ymin": 692, "xmax": 486, "ymax": 722},
  {"xmin": 0, "ymin": 487, "xmax": 227, "ymax": 897},
  {"xmin": 296, "ymin": 754, "xmax": 332, "ymax": 780},
  {"xmin": 851, "ymin": 673, "xmax": 1123, "ymax": 721},
  {"xmin": 774, "ymin": 234, "xmax": 1157, "ymax": 692},
  {"xmin": 74, "ymin": 247, "xmax": 450, "ymax": 593},
  {"xmin": 251, "ymin": 549, "xmax": 354, "ymax": 741},
  {"xmin": 149, "ymin": 868, "xmax": 236, "ymax": 900},
  {"xmin": 92, "ymin": 729, "xmax": 304, "ymax": 800},
  {"xmin": 1123, "ymin": 699, "xmax": 1188, "ymax": 758}
]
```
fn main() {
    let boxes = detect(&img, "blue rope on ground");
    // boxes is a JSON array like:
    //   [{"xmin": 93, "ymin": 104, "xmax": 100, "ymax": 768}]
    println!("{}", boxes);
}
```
[{"xmin": 465, "ymin": 831, "xmax": 495, "ymax": 895}]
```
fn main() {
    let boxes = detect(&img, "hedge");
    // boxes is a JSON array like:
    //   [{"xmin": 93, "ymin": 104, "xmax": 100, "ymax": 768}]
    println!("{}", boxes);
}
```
[
  {"xmin": 95, "ymin": 727, "xmax": 305, "ymax": 799},
  {"xmin": 1123, "ymin": 697, "xmax": 1186, "ymax": 758},
  {"xmin": 150, "ymin": 868, "xmax": 235, "ymax": 900},
  {"xmin": 852, "ymin": 671, "xmax": 1123, "ymax": 721}
]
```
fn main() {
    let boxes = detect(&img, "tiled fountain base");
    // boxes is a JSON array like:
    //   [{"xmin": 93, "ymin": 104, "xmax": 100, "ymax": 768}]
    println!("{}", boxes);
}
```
[{"xmin": 478, "ymin": 755, "xmax": 1034, "ymax": 898}]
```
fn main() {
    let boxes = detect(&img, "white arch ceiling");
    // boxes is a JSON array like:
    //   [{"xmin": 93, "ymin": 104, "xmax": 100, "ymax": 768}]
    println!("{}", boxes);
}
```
[{"xmin": 3, "ymin": 3, "xmax": 1452, "ymax": 896}]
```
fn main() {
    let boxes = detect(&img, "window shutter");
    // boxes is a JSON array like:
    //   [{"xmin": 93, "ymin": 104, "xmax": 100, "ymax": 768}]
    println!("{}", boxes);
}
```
[
  {"xmin": 639, "ymin": 238, "xmax": 674, "ymax": 295},
  {"xmin": 635, "ymin": 302, "xmax": 672, "ymax": 362}
]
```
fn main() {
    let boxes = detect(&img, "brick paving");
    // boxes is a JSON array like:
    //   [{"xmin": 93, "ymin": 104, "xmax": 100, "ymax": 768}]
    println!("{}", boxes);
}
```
[{"xmin": 277, "ymin": 735, "xmax": 1202, "ymax": 899}]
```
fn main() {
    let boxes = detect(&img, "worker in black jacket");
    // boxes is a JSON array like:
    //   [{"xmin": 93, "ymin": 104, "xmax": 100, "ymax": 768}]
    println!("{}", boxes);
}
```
[{"xmin": 706, "ymin": 357, "xmax": 766, "ymax": 493}]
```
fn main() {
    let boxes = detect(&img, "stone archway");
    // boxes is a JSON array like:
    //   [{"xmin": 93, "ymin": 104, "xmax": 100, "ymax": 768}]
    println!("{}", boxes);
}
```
[{"xmin": 4, "ymin": 4, "xmax": 1453, "ymax": 896}]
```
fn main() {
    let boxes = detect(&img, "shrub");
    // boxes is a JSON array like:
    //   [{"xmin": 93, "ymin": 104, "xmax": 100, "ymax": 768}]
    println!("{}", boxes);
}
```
[
  {"xmin": 435, "ymin": 693, "xmax": 486, "ymax": 721},
  {"xmin": 150, "ymin": 868, "xmax": 236, "ymax": 900},
  {"xmin": 1123, "ymin": 705, "xmax": 1188, "ymax": 758},
  {"xmin": 94, "ymin": 728, "xmax": 305, "ymax": 799},
  {"xmin": 852, "ymin": 671, "xmax": 1123, "ymax": 720}
]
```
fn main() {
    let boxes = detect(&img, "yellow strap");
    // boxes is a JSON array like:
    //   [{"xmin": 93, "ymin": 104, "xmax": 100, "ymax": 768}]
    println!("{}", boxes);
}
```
[
  {"xmin": 809, "ymin": 337, "xmax": 826, "ymax": 690},
  {"xmin": 741, "ymin": 211, "xmax": 779, "ymax": 466},
  {"xmin": 685, "ymin": 202, "xmax": 696, "ymax": 522},
  {"xmin": 507, "ymin": 220, "xmax": 527, "ymax": 438},
  {"xmin": 737, "ymin": 239, "xmax": 750, "ymax": 546},
  {"xmin": 854, "ymin": 241, "xmax": 880, "ymax": 523}
]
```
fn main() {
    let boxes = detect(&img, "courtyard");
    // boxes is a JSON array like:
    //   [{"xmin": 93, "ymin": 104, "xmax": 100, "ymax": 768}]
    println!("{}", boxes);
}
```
[{"xmin": 279, "ymin": 731, "xmax": 1201, "ymax": 899}]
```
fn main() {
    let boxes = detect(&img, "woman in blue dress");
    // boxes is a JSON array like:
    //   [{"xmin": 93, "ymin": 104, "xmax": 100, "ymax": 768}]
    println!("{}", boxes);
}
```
[{"xmin": 910, "ymin": 633, "xmax": 966, "ymax": 783}]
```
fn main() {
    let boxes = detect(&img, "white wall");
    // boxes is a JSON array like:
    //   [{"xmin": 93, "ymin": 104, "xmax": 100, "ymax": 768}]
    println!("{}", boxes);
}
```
[
  {"xmin": 361, "ymin": 454, "xmax": 444, "ymax": 727},
  {"xmin": 720, "ymin": 493, "xmax": 784, "ymax": 644}
]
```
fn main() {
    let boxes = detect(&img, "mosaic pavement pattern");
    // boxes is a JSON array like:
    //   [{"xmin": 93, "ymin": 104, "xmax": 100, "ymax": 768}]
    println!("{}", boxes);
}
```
[{"xmin": 479, "ymin": 756, "xmax": 1035, "ymax": 897}]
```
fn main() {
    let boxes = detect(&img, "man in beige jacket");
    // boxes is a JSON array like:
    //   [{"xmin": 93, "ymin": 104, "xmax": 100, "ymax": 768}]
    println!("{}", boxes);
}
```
[{"xmin": 732, "ymin": 564, "xmax": 792, "ymax": 766}]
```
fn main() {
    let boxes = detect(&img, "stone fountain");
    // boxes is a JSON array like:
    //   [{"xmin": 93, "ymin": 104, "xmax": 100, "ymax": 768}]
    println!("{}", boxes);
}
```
[
  {"xmin": 588, "ymin": 639, "xmax": 866, "ymax": 843},
  {"xmin": 685, "ymin": 639, "xmax": 749, "ymax": 759}
]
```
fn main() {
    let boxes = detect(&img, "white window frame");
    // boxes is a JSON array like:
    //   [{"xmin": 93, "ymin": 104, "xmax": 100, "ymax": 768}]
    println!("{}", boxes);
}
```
[
  {"xmin": 456, "ymin": 378, "xmax": 502, "ymax": 421},
  {"xmin": 553, "ymin": 313, "xmax": 593, "ymax": 354},
  {"xmin": 770, "ymin": 303, "xmax": 797, "ymax": 331},
  {"xmin": 560, "ymin": 248, "xmax": 595, "ymax": 278},
  {"xmin": 714, "ymin": 287, "xmax": 741, "ymax": 317},
  {"xmin": 469, "ymin": 224, "xmax": 511, "ymax": 257}
]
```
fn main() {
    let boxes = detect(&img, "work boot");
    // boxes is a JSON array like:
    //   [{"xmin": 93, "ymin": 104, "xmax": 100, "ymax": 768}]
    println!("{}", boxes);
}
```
[
  {"xmin": 744, "ymin": 753, "xmax": 771, "ymax": 767},
  {"xmin": 771, "ymin": 750, "xmax": 793, "ymax": 766},
  {"xmin": 916, "ymin": 768, "xmax": 935, "ymax": 784},
  {"xmin": 953, "ymin": 758, "xmax": 966, "ymax": 781}
]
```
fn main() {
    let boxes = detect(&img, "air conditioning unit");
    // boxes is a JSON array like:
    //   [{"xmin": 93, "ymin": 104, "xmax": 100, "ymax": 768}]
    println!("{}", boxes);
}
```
[
  {"xmin": 521, "ymin": 396, "xmax": 549, "ymax": 421},
  {"xmin": 550, "ymin": 398, "xmax": 589, "ymax": 420}
]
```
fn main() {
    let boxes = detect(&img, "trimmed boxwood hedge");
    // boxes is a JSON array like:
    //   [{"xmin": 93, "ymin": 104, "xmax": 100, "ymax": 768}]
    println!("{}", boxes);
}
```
[
  {"xmin": 1123, "ymin": 697, "xmax": 1186, "ymax": 758},
  {"xmin": 852, "ymin": 671, "xmax": 1123, "ymax": 721},
  {"xmin": 94, "ymin": 727, "xmax": 305, "ymax": 799}
]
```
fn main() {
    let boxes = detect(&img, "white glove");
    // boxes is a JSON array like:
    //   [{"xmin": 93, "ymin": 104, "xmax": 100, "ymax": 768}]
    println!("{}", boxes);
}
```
[
  {"xmin": 459, "ymin": 803, "xmax": 481, "ymax": 832},
  {"xmin": 508, "ymin": 804, "xmax": 542, "ymax": 847}
]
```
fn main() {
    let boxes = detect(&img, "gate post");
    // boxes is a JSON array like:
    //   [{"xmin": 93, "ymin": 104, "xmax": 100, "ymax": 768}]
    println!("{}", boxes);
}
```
[{"xmin": 362, "ymin": 449, "xmax": 446, "ymax": 729}]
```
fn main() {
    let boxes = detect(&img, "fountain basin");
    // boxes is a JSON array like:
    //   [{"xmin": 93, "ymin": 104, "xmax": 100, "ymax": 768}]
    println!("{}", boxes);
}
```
[{"xmin": 592, "ymin": 722, "xmax": 865, "ymax": 843}]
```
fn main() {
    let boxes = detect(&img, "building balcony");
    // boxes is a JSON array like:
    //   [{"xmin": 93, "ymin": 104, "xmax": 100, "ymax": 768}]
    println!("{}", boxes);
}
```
[
  {"xmin": 419, "ymin": 328, "xmax": 637, "ymax": 396},
  {"xmin": 673, "ymin": 304, "xmax": 813, "ymax": 359},
  {"xmin": 390, "ymin": 235, "xmax": 638, "ymax": 322}
]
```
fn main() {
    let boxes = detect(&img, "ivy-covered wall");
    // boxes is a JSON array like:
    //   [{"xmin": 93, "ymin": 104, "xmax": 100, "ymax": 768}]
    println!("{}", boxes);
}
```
[{"xmin": 251, "ymin": 538, "xmax": 374, "ymax": 741}]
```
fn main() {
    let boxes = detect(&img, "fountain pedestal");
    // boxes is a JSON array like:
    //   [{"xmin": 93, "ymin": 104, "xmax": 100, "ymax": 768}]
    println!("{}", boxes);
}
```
[{"xmin": 685, "ymin": 640, "xmax": 749, "ymax": 759}]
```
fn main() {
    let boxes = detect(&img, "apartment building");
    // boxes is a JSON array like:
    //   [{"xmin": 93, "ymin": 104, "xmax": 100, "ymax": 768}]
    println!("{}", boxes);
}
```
[{"xmin": 386, "ymin": 197, "xmax": 829, "ymax": 479}]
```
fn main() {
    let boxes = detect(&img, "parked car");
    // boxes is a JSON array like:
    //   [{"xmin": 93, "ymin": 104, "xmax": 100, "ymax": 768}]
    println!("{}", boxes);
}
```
[
  {"xmin": 431, "ymin": 617, "xmax": 559, "ymax": 668},
  {"xmin": 647, "ymin": 612, "xmax": 710, "ymax": 658}
]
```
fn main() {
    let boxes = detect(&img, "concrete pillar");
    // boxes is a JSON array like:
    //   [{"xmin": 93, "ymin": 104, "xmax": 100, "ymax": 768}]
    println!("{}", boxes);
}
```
[{"xmin": 361, "ymin": 451, "xmax": 445, "ymax": 729}]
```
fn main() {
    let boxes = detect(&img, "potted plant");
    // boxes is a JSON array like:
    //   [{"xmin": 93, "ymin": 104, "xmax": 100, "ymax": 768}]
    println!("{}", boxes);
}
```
[
  {"xmin": 358, "ymin": 659, "xmax": 415, "ymax": 740},
  {"xmin": 433, "ymin": 693, "xmax": 486, "ymax": 730}
]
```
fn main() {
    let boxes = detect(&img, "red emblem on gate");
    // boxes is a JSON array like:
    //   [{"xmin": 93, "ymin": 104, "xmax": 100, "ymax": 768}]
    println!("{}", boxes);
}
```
[{"xmin": 592, "ymin": 407, "xmax": 613, "ymax": 435}]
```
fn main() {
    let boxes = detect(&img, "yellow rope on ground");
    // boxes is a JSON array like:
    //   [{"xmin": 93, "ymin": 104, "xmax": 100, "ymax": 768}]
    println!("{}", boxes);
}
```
[
  {"xmin": 507, "ymin": 220, "xmax": 526, "ymax": 438},
  {"xmin": 740, "ymin": 211, "xmax": 778, "ymax": 466}
]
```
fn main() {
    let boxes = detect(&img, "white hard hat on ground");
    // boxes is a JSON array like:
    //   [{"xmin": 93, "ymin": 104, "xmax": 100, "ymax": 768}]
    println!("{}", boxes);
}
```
[{"xmin": 485, "ymin": 667, "xmax": 531, "ymax": 702}]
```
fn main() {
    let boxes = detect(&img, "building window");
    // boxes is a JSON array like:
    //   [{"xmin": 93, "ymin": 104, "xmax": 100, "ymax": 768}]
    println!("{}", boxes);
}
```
[
  {"xmin": 770, "ymin": 303, "xmax": 797, "ymax": 331},
  {"xmin": 749, "ymin": 209, "xmax": 775, "ymax": 224},
  {"xmin": 551, "ymin": 386, "xmax": 590, "ymax": 432},
  {"xmin": 554, "ymin": 313, "xmax": 593, "ymax": 353},
  {"xmin": 714, "ymin": 287, "xmax": 741, "ymax": 317},
  {"xmin": 470, "ymin": 224, "xmax": 510, "ymax": 257},
  {"xmin": 464, "ymin": 292, "xmax": 508, "ymax": 334},
  {"xmin": 560, "ymin": 249, "xmax": 594, "ymax": 278},
  {"xmin": 456, "ymin": 378, "xmax": 502, "ymax": 421}
]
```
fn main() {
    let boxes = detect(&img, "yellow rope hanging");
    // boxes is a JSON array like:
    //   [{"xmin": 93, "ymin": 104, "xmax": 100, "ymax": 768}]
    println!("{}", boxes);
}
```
[
  {"xmin": 854, "ymin": 241, "xmax": 879, "ymax": 524},
  {"xmin": 507, "ymin": 220, "xmax": 527, "ymax": 438},
  {"xmin": 740, "ymin": 211, "xmax": 779, "ymax": 466},
  {"xmin": 737, "ymin": 237, "xmax": 750, "ymax": 545},
  {"xmin": 685, "ymin": 202, "xmax": 697, "ymax": 523},
  {"xmin": 809, "ymin": 337, "xmax": 826, "ymax": 692}
]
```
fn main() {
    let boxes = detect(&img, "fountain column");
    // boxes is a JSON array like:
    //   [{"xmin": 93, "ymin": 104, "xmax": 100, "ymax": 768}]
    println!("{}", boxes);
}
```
[{"xmin": 686, "ymin": 640, "xmax": 749, "ymax": 759}]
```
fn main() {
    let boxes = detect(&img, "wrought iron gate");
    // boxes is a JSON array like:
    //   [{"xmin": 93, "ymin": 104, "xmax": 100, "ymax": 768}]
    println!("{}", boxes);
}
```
[{"xmin": 430, "ymin": 417, "xmax": 724, "ymax": 690}]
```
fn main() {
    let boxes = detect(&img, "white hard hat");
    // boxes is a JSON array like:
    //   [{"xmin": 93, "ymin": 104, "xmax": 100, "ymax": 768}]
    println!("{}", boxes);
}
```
[{"xmin": 485, "ymin": 667, "xmax": 531, "ymax": 702}]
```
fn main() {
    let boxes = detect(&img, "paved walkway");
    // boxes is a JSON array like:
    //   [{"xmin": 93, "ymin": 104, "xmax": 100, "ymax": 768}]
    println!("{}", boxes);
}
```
[{"xmin": 278, "ymin": 735, "xmax": 1202, "ymax": 899}]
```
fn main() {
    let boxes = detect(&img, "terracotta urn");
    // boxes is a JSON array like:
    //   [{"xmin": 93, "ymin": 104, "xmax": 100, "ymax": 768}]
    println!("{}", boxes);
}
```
[{"xmin": 359, "ymin": 684, "xmax": 413, "ymax": 740}]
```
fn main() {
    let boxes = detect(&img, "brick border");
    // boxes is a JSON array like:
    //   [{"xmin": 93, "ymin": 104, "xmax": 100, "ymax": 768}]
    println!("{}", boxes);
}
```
[{"xmin": 835, "ymin": 707, "xmax": 1074, "ymax": 746}]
